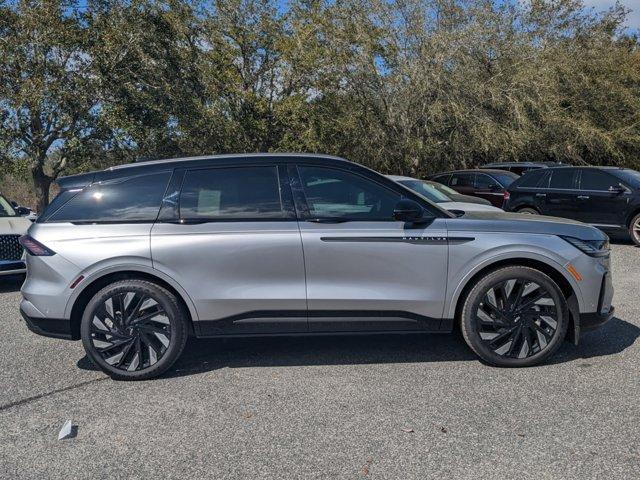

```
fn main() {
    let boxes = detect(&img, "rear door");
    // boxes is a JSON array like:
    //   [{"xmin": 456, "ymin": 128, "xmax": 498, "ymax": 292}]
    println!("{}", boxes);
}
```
[
  {"xmin": 577, "ymin": 169, "xmax": 629, "ymax": 227},
  {"xmin": 291, "ymin": 164, "xmax": 448, "ymax": 332},
  {"xmin": 542, "ymin": 169, "xmax": 580, "ymax": 219},
  {"xmin": 151, "ymin": 162, "xmax": 308, "ymax": 336}
]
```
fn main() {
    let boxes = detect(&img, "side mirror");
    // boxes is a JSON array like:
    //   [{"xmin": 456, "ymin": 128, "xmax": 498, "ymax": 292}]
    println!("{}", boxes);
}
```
[
  {"xmin": 608, "ymin": 185, "xmax": 626, "ymax": 195},
  {"xmin": 393, "ymin": 199, "xmax": 425, "ymax": 222},
  {"xmin": 15, "ymin": 206, "xmax": 31, "ymax": 215}
]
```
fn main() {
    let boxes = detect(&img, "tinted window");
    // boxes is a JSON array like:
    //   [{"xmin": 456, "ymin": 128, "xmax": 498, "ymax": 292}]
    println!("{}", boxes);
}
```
[
  {"xmin": 450, "ymin": 173, "xmax": 474, "ymax": 187},
  {"xmin": 431, "ymin": 174, "xmax": 451, "ymax": 185},
  {"xmin": 476, "ymin": 174, "xmax": 497, "ymax": 189},
  {"xmin": 517, "ymin": 169, "xmax": 546, "ymax": 188},
  {"xmin": 612, "ymin": 169, "xmax": 640, "ymax": 188},
  {"xmin": 580, "ymin": 169, "xmax": 619, "ymax": 191},
  {"xmin": 48, "ymin": 172, "xmax": 171, "ymax": 223},
  {"xmin": 491, "ymin": 172, "xmax": 518, "ymax": 187},
  {"xmin": 180, "ymin": 166, "xmax": 283, "ymax": 219},
  {"xmin": 549, "ymin": 169, "xmax": 576, "ymax": 189},
  {"xmin": 298, "ymin": 166, "xmax": 401, "ymax": 220}
]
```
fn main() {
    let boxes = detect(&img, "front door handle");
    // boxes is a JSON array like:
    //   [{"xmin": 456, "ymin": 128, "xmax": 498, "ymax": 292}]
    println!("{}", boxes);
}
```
[
  {"xmin": 577, "ymin": 195, "xmax": 590, "ymax": 200},
  {"xmin": 535, "ymin": 193, "xmax": 546, "ymax": 198}
]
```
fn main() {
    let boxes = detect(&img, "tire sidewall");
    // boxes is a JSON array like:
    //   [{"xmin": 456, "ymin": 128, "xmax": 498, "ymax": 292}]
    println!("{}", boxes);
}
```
[
  {"xmin": 80, "ymin": 280, "xmax": 187, "ymax": 380},
  {"xmin": 629, "ymin": 213, "xmax": 640, "ymax": 246},
  {"xmin": 461, "ymin": 267, "xmax": 568, "ymax": 367},
  {"xmin": 518, "ymin": 207, "xmax": 539, "ymax": 215}
]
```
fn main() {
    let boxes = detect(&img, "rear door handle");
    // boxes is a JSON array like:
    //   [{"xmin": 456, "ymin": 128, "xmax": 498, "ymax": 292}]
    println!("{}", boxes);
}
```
[
  {"xmin": 577, "ymin": 195, "xmax": 590, "ymax": 200},
  {"xmin": 535, "ymin": 193, "xmax": 546, "ymax": 198}
]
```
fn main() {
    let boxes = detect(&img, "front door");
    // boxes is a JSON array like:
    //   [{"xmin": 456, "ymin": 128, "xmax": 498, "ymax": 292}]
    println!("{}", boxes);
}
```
[
  {"xmin": 541, "ymin": 169, "xmax": 579, "ymax": 219},
  {"xmin": 291, "ymin": 165, "xmax": 448, "ymax": 332},
  {"xmin": 577, "ymin": 169, "xmax": 629, "ymax": 227},
  {"xmin": 151, "ymin": 163, "xmax": 308, "ymax": 335}
]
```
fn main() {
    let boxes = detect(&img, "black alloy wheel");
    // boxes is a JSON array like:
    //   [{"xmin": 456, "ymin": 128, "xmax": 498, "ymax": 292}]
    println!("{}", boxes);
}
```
[
  {"xmin": 461, "ymin": 266, "xmax": 569, "ymax": 367},
  {"xmin": 81, "ymin": 280, "xmax": 188, "ymax": 380}
]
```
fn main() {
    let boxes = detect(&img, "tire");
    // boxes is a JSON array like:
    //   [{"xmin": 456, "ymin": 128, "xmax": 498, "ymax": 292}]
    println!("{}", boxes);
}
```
[
  {"xmin": 460, "ymin": 266, "xmax": 569, "ymax": 367},
  {"xmin": 629, "ymin": 212, "xmax": 640, "ymax": 247},
  {"xmin": 517, "ymin": 207, "xmax": 539, "ymax": 215},
  {"xmin": 81, "ymin": 279, "xmax": 189, "ymax": 380}
]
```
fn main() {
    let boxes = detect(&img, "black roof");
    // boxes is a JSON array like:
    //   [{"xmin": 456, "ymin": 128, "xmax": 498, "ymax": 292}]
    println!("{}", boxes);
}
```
[
  {"xmin": 431, "ymin": 169, "xmax": 520, "ymax": 178},
  {"xmin": 482, "ymin": 161, "xmax": 559, "ymax": 168}
]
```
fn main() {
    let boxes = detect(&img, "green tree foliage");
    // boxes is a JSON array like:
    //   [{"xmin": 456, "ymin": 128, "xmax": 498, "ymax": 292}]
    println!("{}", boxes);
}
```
[{"xmin": 1, "ymin": 0, "xmax": 639, "ymax": 207}]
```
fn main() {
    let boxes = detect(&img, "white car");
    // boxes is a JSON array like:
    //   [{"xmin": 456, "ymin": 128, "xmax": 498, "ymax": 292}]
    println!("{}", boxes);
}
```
[
  {"xmin": 0, "ymin": 194, "xmax": 30, "ymax": 276},
  {"xmin": 386, "ymin": 175, "xmax": 504, "ymax": 213}
]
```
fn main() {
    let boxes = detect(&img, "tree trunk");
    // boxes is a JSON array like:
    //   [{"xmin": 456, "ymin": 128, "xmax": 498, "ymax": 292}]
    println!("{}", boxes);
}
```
[{"xmin": 31, "ymin": 165, "xmax": 52, "ymax": 214}]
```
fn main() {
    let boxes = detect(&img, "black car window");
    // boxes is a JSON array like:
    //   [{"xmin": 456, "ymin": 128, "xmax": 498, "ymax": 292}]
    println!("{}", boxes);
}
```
[
  {"xmin": 517, "ymin": 169, "xmax": 546, "ymax": 188},
  {"xmin": 491, "ymin": 172, "xmax": 518, "ymax": 187},
  {"xmin": 431, "ymin": 174, "xmax": 451, "ymax": 185},
  {"xmin": 475, "ymin": 173, "xmax": 497, "ymax": 189},
  {"xmin": 549, "ymin": 169, "xmax": 576, "ymax": 189},
  {"xmin": 47, "ymin": 171, "xmax": 171, "ymax": 223},
  {"xmin": 580, "ymin": 169, "xmax": 619, "ymax": 191},
  {"xmin": 180, "ymin": 166, "xmax": 283, "ymax": 220},
  {"xmin": 298, "ymin": 166, "xmax": 401, "ymax": 220},
  {"xmin": 612, "ymin": 169, "xmax": 640, "ymax": 188},
  {"xmin": 450, "ymin": 173, "xmax": 475, "ymax": 187}
]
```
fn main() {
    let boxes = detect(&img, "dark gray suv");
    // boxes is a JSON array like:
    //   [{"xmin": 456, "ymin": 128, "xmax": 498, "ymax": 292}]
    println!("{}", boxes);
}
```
[{"xmin": 20, "ymin": 154, "xmax": 614, "ymax": 379}]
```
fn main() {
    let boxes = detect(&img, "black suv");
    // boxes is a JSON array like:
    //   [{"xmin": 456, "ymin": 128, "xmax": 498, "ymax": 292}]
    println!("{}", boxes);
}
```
[{"xmin": 504, "ymin": 166, "xmax": 640, "ymax": 245}]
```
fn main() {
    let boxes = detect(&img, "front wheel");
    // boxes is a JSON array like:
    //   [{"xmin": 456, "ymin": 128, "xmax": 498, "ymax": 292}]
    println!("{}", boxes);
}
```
[
  {"xmin": 629, "ymin": 212, "xmax": 640, "ymax": 246},
  {"xmin": 517, "ymin": 207, "xmax": 539, "ymax": 215},
  {"xmin": 81, "ymin": 279, "xmax": 188, "ymax": 380},
  {"xmin": 460, "ymin": 266, "xmax": 569, "ymax": 367}
]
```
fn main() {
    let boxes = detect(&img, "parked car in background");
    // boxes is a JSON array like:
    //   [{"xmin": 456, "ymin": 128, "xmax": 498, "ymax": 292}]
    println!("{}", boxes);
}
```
[
  {"xmin": 481, "ymin": 161, "xmax": 560, "ymax": 176},
  {"xmin": 20, "ymin": 154, "xmax": 614, "ymax": 379},
  {"xmin": 10, "ymin": 200, "xmax": 38, "ymax": 222},
  {"xmin": 428, "ymin": 169, "xmax": 519, "ymax": 207},
  {"xmin": 0, "ymin": 194, "xmax": 29, "ymax": 277},
  {"xmin": 418, "ymin": 179, "xmax": 493, "ymax": 206},
  {"xmin": 387, "ymin": 176, "xmax": 503, "ymax": 213},
  {"xmin": 504, "ymin": 166, "xmax": 640, "ymax": 246}
]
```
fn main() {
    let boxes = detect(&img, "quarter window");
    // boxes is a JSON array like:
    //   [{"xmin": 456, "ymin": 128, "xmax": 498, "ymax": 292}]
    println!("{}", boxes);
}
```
[
  {"xmin": 47, "ymin": 171, "xmax": 171, "ymax": 223},
  {"xmin": 180, "ymin": 166, "xmax": 283, "ymax": 220},
  {"xmin": 517, "ymin": 169, "xmax": 546, "ymax": 188},
  {"xmin": 580, "ymin": 170, "xmax": 618, "ymax": 191},
  {"xmin": 297, "ymin": 166, "xmax": 401, "ymax": 220}
]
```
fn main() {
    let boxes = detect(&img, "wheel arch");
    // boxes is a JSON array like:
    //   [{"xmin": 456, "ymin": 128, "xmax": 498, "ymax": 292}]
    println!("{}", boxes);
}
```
[
  {"xmin": 67, "ymin": 268, "xmax": 198, "ymax": 340},
  {"xmin": 451, "ymin": 257, "xmax": 581, "ymax": 344}
]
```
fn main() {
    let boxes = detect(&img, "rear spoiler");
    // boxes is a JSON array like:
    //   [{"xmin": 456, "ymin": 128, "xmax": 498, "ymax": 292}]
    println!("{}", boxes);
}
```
[{"xmin": 56, "ymin": 172, "xmax": 96, "ymax": 191}]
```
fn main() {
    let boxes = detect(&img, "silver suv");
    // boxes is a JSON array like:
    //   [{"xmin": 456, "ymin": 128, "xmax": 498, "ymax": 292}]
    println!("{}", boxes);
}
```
[{"xmin": 20, "ymin": 154, "xmax": 614, "ymax": 379}]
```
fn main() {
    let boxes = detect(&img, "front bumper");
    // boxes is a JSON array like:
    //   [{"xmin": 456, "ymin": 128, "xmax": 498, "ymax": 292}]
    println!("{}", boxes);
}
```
[
  {"xmin": 0, "ymin": 260, "xmax": 26, "ymax": 276},
  {"xmin": 20, "ymin": 306, "xmax": 75, "ymax": 340},
  {"xmin": 580, "ymin": 306, "xmax": 615, "ymax": 332}
]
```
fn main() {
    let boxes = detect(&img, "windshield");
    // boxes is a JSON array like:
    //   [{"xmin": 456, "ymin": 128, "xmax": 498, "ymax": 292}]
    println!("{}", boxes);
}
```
[
  {"xmin": 493, "ymin": 172, "xmax": 519, "ymax": 187},
  {"xmin": 430, "ymin": 182, "xmax": 458, "ymax": 196},
  {"xmin": 613, "ymin": 169, "xmax": 640, "ymax": 188},
  {"xmin": 399, "ymin": 180, "xmax": 451, "ymax": 203},
  {"xmin": 0, "ymin": 195, "xmax": 17, "ymax": 217}
]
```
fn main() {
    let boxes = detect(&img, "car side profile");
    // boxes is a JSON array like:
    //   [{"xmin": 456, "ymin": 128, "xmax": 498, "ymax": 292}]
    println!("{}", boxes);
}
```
[
  {"xmin": 504, "ymin": 166, "xmax": 640, "ymax": 245},
  {"xmin": 428, "ymin": 169, "xmax": 519, "ymax": 207},
  {"xmin": 20, "ymin": 154, "xmax": 614, "ymax": 379}
]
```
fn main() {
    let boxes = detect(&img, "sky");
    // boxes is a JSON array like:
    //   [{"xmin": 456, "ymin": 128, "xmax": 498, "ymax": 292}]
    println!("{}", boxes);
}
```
[{"xmin": 582, "ymin": 0, "xmax": 639, "ymax": 31}]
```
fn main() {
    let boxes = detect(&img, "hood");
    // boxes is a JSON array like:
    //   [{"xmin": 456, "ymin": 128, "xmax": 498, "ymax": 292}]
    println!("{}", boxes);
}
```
[
  {"xmin": 440, "ymin": 202, "xmax": 503, "ymax": 213},
  {"xmin": 0, "ymin": 216, "xmax": 32, "ymax": 235},
  {"xmin": 447, "ymin": 211, "xmax": 606, "ymax": 241}
]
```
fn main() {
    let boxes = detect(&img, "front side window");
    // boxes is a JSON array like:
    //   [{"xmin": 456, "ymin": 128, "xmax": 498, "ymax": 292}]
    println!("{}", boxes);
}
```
[
  {"xmin": 580, "ymin": 169, "xmax": 619, "ymax": 191},
  {"xmin": 549, "ymin": 169, "xmax": 576, "ymax": 189},
  {"xmin": 450, "ymin": 173, "xmax": 474, "ymax": 187},
  {"xmin": 475, "ymin": 174, "xmax": 496, "ymax": 189},
  {"xmin": 298, "ymin": 166, "xmax": 401, "ymax": 220},
  {"xmin": 0, "ymin": 195, "xmax": 17, "ymax": 217},
  {"xmin": 47, "ymin": 171, "xmax": 171, "ymax": 223},
  {"xmin": 180, "ymin": 166, "xmax": 283, "ymax": 220}
]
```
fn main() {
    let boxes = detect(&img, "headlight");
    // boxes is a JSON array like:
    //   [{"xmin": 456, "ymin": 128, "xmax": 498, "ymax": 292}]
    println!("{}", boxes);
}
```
[{"xmin": 560, "ymin": 236, "xmax": 610, "ymax": 257}]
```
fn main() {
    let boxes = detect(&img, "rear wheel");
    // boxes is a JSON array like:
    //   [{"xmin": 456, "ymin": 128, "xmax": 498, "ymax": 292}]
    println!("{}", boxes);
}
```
[
  {"xmin": 517, "ymin": 207, "xmax": 539, "ymax": 215},
  {"xmin": 80, "ymin": 279, "xmax": 188, "ymax": 380},
  {"xmin": 629, "ymin": 212, "xmax": 640, "ymax": 246},
  {"xmin": 460, "ymin": 266, "xmax": 569, "ymax": 367}
]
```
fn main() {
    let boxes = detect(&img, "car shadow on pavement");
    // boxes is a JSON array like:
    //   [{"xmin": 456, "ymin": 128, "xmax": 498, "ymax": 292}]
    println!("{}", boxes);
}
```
[
  {"xmin": 76, "ymin": 316, "xmax": 639, "ymax": 378},
  {"xmin": 0, "ymin": 275, "xmax": 24, "ymax": 293}
]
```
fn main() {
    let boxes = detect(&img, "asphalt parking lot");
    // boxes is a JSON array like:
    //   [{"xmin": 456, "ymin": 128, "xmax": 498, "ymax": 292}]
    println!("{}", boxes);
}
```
[{"xmin": 0, "ymin": 244, "xmax": 638, "ymax": 479}]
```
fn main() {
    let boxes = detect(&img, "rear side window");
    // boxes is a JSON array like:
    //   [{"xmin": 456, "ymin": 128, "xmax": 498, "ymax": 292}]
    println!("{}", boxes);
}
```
[
  {"xmin": 180, "ymin": 166, "xmax": 283, "ymax": 220},
  {"xmin": 517, "ymin": 169, "xmax": 546, "ymax": 188},
  {"xmin": 450, "ymin": 173, "xmax": 474, "ymax": 187},
  {"xmin": 47, "ymin": 172, "xmax": 171, "ymax": 223},
  {"xmin": 580, "ymin": 170, "xmax": 618, "ymax": 191},
  {"xmin": 549, "ymin": 169, "xmax": 576, "ymax": 189}
]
